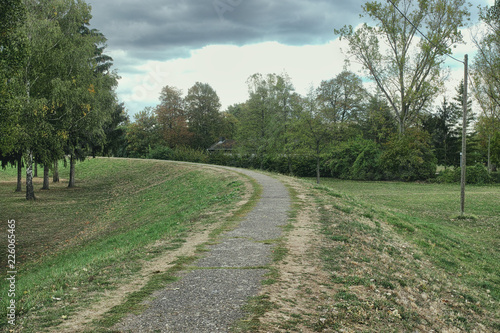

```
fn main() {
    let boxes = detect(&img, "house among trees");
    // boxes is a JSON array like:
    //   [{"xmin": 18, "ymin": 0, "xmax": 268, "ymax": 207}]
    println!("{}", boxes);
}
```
[{"xmin": 207, "ymin": 138, "xmax": 236, "ymax": 153}]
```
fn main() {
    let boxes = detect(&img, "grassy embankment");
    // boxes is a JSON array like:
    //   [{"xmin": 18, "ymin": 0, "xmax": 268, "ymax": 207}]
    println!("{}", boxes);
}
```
[
  {"xmin": 310, "ymin": 179, "xmax": 499, "ymax": 331},
  {"xmin": 235, "ymin": 177, "xmax": 499, "ymax": 332},
  {"xmin": 0, "ymin": 158, "xmax": 251, "ymax": 332}
]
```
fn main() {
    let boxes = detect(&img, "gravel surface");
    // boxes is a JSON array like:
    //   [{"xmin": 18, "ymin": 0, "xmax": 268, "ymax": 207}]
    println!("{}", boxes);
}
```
[{"xmin": 114, "ymin": 168, "xmax": 290, "ymax": 332}]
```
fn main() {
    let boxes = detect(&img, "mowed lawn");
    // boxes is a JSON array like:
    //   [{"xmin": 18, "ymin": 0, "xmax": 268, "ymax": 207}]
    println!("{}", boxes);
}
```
[
  {"xmin": 309, "ymin": 178, "xmax": 499, "ymax": 331},
  {"xmin": 0, "ymin": 158, "xmax": 247, "ymax": 332}
]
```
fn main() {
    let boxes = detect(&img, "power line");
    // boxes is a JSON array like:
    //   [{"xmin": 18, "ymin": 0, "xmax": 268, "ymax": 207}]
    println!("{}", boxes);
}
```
[{"xmin": 386, "ymin": 0, "xmax": 465, "ymax": 64}]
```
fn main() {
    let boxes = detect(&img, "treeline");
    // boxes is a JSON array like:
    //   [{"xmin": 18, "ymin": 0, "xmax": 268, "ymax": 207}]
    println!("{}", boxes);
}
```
[
  {"xmin": 112, "ymin": 71, "xmax": 499, "ymax": 184},
  {"xmin": 0, "ymin": 0, "xmax": 123, "ymax": 199},
  {"xmin": 2, "ymin": 0, "xmax": 499, "ymax": 199}
]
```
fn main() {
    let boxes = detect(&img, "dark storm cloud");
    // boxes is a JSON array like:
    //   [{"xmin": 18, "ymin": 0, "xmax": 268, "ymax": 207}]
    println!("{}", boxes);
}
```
[{"xmin": 87, "ymin": 0, "xmax": 362, "ymax": 61}]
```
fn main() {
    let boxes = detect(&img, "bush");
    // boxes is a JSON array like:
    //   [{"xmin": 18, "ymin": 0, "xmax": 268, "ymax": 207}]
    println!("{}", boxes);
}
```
[
  {"xmin": 147, "ymin": 145, "xmax": 174, "ymax": 160},
  {"xmin": 491, "ymin": 171, "xmax": 500, "ymax": 183},
  {"xmin": 326, "ymin": 138, "xmax": 376, "ymax": 179},
  {"xmin": 436, "ymin": 164, "xmax": 493, "ymax": 184},
  {"xmin": 172, "ymin": 146, "xmax": 209, "ymax": 164},
  {"xmin": 350, "ymin": 141, "xmax": 383, "ymax": 181},
  {"xmin": 435, "ymin": 168, "xmax": 457, "ymax": 183},
  {"xmin": 380, "ymin": 130, "xmax": 437, "ymax": 181},
  {"xmin": 466, "ymin": 164, "xmax": 493, "ymax": 184},
  {"xmin": 208, "ymin": 152, "xmax": 234, "ymax": 166}
]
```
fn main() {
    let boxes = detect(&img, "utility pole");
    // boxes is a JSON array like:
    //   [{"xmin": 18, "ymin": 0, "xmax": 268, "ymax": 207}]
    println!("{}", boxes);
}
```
[{"xmin": 460, "ymin": 54, "xmax": 468, "ymax": 216}]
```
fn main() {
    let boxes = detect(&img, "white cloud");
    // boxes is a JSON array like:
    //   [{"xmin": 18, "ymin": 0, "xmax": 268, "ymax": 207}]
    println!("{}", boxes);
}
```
[
  {"xmin": 116, "ymin": 39, "xmax": 356, "ymax": 115},
  {"xmin": 108, "ymin": 0, "xmax": 495, "ymax": 118}
]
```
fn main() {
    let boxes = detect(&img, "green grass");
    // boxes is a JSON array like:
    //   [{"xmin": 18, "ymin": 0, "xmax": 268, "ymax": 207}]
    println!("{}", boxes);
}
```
[
  {"xmin": 0, "ymin": 158, "xmax": 248, "ymax": 332},
  {"xmin": 308, "ymin": 178, "xmax": 500, "ymax": 331}
]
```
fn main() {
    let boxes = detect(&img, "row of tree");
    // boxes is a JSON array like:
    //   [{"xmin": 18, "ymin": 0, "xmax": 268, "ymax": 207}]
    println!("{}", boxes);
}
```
[
  {"xmin": 113, "ymin": 69, "xmax": 497, "ymax": 183},
  {"xmin": 0, "ymin": 0, "xmax": 121, "ymax": 199},
  {"xmin": 2, "ymin": 0, "xmax": 499, "ymax": 193},
  {"xmin": 114, "ymin": 0, "xmax": 499, "ymax": 183}
]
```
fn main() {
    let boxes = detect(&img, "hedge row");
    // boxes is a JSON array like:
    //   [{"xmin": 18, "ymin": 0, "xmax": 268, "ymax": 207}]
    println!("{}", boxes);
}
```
[{"xmin": 146, "ymin": 138, "xmax": 497, "ymax": 184}]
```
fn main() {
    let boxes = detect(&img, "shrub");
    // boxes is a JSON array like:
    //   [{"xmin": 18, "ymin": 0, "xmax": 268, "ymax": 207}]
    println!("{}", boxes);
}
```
[
  {"xmin": 435, "ymin": 168, "xmax": 457, "ymax": 183},
  {"xmin": 147, "ymin": 145, "xmax": 174, "ymax": 160},
  {"xmin": 351, "ymin": 141, "xmax": 383, "ymax": 181},
  {"xmin": 208, "ymin": 152, "xmax": 233, "ymax": 166},
  {"xmin": 491, "ymin": 171, "xmax": 500, "ymax": 183},
  {"xmin": 436, "ymin": 164, "xmax": 493, "ymax": 184},
  {"xmin": 172, "ymin": 146, "xmax": 209, "ymax": 164},
  {"xmin": 466, "ymin": 164, "xmax": 492, "ymax": 184},
  {"xmin": 380, "ymin": 130, "xmax": 437, "ymax": 181},
  {"xmin": 326, "ymin": 138, "xmax": 376, "ymax": 179}
]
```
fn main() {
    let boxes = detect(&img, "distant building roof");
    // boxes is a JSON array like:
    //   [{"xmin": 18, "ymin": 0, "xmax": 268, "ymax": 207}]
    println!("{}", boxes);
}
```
[{"xmin": 207, "ymin": 138, "xmax": 236, "ymax": 152}]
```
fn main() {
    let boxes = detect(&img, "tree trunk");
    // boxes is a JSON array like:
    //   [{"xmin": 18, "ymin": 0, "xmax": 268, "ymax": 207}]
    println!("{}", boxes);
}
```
[
  {"xmin": 68, "ymin": 154, "xmax": 76, "ymax": 188},
  {"xmin": 487, "ymin": 134, "xmax": 491, "ymax": 173},
  {"xmin": 316, "ymin": 156, "xmax": 321, "ymax": 184},
  {"xmin": 53, "ymin": 160, "xmax": 60, "ymax": 182},
  {"xmin": 34, "ymin": 160, "xmax": 38, "ymax": 177},
  {"xmin": 16, "ymin": 156, "xmax": 22, "ymax": 192},
  {"xmin": 42, "ymin": 163, "xmax": 50, "ymax": 190},
  {"xmin": 26, "ymin": 150, "xmax": 36, "ymax": 200}
]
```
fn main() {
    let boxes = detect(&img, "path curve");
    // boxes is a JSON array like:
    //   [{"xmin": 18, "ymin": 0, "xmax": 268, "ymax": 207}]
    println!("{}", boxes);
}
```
[{"xmin": 114, "ymin": 167, "xmax": 291, "ymax": 332}]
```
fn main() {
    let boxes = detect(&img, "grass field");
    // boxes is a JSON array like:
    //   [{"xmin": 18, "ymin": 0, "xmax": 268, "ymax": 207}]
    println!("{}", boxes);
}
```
[
  {"xmin": 307, "ymin": 178, "xmax": 500, "ymax": 331},
  {"xmin": 0, "ymin": 158, "xmax": 249, "ymax": 332},
  {"xmin": 1, "ymin": 159, "xmax": 498, "ymax": 332}
]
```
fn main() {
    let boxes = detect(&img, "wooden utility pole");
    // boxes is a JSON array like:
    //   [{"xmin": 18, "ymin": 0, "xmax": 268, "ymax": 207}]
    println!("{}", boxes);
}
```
[{"xmin": 460, "ymin": 54, "xmax": 468, "ymax": 216}]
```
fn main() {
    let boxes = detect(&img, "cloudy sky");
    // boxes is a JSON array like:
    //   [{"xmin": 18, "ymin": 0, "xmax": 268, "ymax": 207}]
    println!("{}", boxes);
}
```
[{"xmin": 86, "ymin": 0, "xmax": 495, "ymax": 118}]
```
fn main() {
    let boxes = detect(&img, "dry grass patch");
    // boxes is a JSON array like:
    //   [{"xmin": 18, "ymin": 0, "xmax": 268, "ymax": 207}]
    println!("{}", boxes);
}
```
[{"xmin": 236, "ymin": 176, "xmax": 498, "ymax": 332}]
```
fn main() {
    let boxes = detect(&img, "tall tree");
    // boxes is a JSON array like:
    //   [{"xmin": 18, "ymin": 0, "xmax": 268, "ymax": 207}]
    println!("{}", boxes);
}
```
[
  {"xmin": 155, "ymin": 85, "xmax": 192, "ymax": 147},
  {"xmin": 316, "ymin": 71, "xmax": 366, "ymax": 124},
  {"xmin": 358, "ymin": 92, "xmax": 397, "ymax": 144},
  {"xmin": 453, "ymin": 80, "xmax": 475, "ymax": 134},
  {"xmin": 125, "ymin": 108, "xmax": 161, "ymax": 158},
  {"xmin": 422, "ymin": 97, "xmax": 461, "ymax": 167},
  {"xmin": 267, "ymin": 73, "xmax": 295, "ymax": 173},
  {"xmin": 15, "ymin": 0, "xmax": 118, "ymax": 196},
  {"xmin": 0, "ymin": 0, "xmax": 26, "ymax": 157},
  {"xmin": 473, "ymin": 75, "xmax": 500, "ymax": 172},
  {"xmin": 292, "ymin": 88, "xmax": 333, "ymax": 184},
  {"xmin": 0, "ymin": 0, "xmax": 27, "ymax": 191},
  {"xmin": 472, "ymin": 1, "xmax": 500, "ymax": 109},
  {"xmin": 98, "ymin": 102, "xmax": 129, "ymax": 157},
  {"xmin": 336, "ymin": 0, "xmax": 470, "ymax": 135},
  {"xmin": 185, "ymin": 82, "xmax": 222, "ymax": 149},
  {"xmin": 236, "ymin": 73, "xmax": 297, "ymax": 171}
]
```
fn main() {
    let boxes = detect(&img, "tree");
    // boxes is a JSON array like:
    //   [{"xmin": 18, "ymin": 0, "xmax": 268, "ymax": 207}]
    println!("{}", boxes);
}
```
[
  {"xmin": 125, "ymin": 108, "xmax": 161, "ymax": 158},
  {"xmin": 336, "ymin": 0, "xmax": 470, "ymax": 135},
  {"xmin": 98, "ymin": 102, "xmax": 129, "ymax": 157},
  {"xmin": 472, "ymin": 1, "xmax": 500, "ymax": 171},
  {"xmin": 358, "ymin": 92, "xmax": 397, "ymax": 144},
  {"xmin": 380, "ymin": 128, "xmax": 437, "ymax": 181},
  {"xmin": 236, "ymin": 73, "xmax": 297, "ymax": 171},
  {"xmin": 185, "ymin": 82, "xmax": 223, "ymax": 149},
  {"xmin": 472, "ymin": 1, "xmax": 500, "ymax": 109},
  {"xmin": 473, "ymin": 77, "xmax": 500, "ymax": 172},
  {"xmin": 0, "ymin": 0, "xmax": 27, "ymax": 191},
  {"xmin": 155, "ymin": 85, "xmax": 192, "ymax": 148},
  {"xmin": 292, "ymin": 88, "xmax": 334, "ymax": 183},
  {"xmin": 15, "ymin": 0, "xmax": 71, "ymax": 199},
  {"xmin": 453, "ymin": 80, "xmax": 475, "ymax": 134},
  {"xmin": 422, "ymin": 97, "xmax": 461, "ymax": 167},
  {"xmin": 316, "ymin": 70, "xmax": 366, "ymax": 124},
  {"xmin": 0, "ymin": 0, "xmax": 26, "ymax": 157},
  {"xmin": 13, "ymin": 0, "xmax": 118, "ymax": 195}
]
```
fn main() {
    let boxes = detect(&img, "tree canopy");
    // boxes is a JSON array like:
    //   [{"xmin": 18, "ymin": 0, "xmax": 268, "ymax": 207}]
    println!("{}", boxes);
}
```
[{"xmin": 336, "ymin": 0, "xmax": 470, "ymax": 135}]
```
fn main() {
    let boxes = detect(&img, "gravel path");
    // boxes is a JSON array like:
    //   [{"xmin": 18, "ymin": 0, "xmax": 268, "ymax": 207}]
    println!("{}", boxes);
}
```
[{"xmin": 114, "ymin": 168, "xmax": 291, "ymax": 332}]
